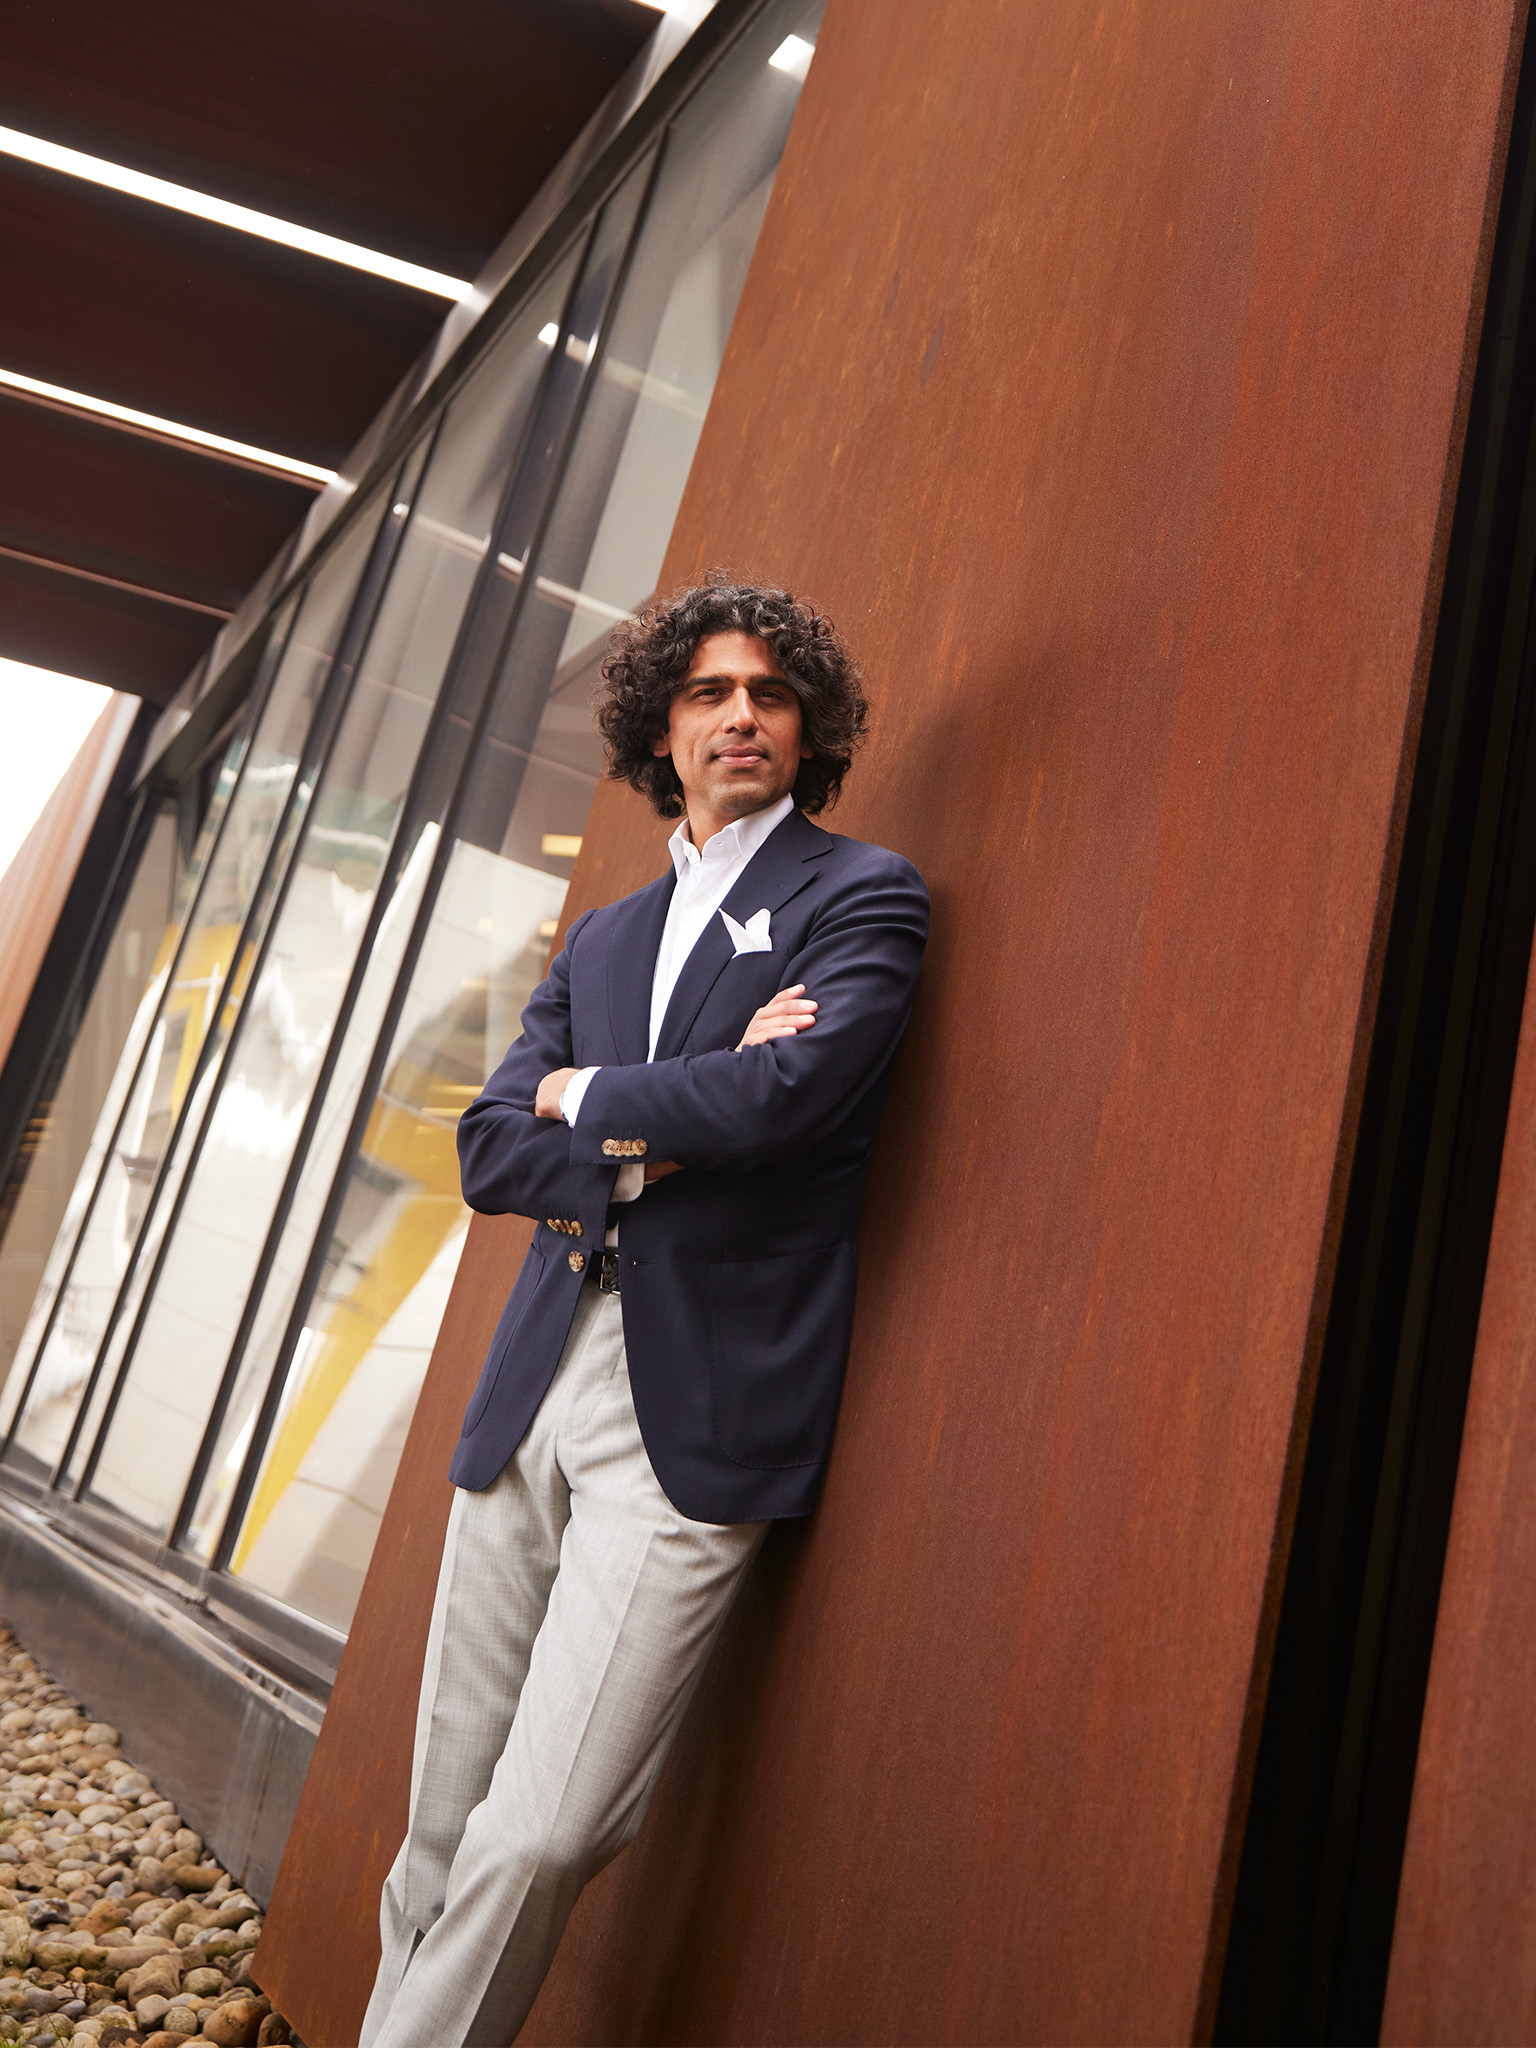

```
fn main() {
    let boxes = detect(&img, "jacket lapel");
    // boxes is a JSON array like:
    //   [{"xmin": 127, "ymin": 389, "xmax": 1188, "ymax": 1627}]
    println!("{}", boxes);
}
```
[
  {"xmin": 652, "ymin": 808, "xmax": 833, "ymax": 1062},
  {"xmin": 604, "ymin": 869, "xmax": 675, "ymax": 1064}
]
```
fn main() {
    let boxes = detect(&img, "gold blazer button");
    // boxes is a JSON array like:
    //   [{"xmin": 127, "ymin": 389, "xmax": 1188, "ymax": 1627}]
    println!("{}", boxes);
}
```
[{"xmin": 568, "ymin": 1250, "xmax": 586, "ymax": 1273}]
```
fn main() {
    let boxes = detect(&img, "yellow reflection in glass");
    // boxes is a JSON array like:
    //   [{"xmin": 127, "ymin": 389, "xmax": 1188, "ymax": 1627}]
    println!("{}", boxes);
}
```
[{"xmin": 232, "ymin": 1042, "xmax": 473, "ymax": 1567}]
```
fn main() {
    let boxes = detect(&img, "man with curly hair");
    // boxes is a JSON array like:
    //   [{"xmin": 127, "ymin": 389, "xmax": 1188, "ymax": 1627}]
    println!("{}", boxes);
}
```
[{"xmin": 363, "ymin": 580, "xmax": 929, "ymax": 2048}]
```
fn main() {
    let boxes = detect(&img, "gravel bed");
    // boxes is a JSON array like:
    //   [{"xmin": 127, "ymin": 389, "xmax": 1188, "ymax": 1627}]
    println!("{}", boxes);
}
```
[{"xmin": 0, "ymin": 1625, "xmax": 299, "ymax": 2046}]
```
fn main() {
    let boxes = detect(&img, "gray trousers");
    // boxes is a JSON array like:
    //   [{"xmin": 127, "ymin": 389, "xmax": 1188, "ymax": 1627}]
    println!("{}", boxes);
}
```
[{"xmin": 360, "ymin": 1282, "xmax": 766, "ymax": 2048}]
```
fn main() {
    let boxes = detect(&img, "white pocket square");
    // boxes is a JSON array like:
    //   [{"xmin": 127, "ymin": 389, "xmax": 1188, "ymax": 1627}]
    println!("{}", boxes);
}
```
[{"xmin": 720, "ymin": 906, "xmax": 772, "ymax": 954}]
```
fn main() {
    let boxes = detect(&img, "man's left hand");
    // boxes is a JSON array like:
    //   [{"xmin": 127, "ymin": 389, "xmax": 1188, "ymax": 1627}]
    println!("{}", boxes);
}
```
[{"xmin": 536, "ymin": 1067, "xmax": 580, "ymax": 1120}]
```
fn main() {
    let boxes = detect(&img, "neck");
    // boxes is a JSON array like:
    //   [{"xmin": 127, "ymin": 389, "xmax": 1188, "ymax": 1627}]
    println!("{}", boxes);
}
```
[{"xmin": 684, "ymin": 792, "xmax": 785, "ymax": 849}]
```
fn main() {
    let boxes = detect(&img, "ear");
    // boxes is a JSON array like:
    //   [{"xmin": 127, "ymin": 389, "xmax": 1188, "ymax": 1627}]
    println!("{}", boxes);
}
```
[
  {"xmin": 800, "ymin": 741, "xmax": 814, "ymax": 759},
  {"xmin": 652, "ymin": 734, "xmax": 672, "ymax": 759}
]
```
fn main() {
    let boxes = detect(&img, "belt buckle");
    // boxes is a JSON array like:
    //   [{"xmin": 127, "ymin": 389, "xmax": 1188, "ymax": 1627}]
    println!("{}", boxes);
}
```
[{"xmin": 596, "ymin": 1248, "xmax": 621, "ymax": 1295}]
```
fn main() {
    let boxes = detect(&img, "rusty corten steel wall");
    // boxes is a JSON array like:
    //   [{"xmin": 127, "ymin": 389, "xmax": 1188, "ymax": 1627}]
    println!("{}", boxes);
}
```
[
  {"xmin": 253, "ymin": 1212, "xmax": 529, "ymax": 2048},
  {"xmin": 1381, "ymin": 968, "xmax": 1536, "ymax": 2042},
  {"xmin": 255, "ymin": 0, "xmax": 1526, "ymax": 2040}
]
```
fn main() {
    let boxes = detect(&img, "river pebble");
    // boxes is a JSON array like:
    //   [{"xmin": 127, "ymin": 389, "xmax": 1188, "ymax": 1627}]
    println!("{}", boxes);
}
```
[{"xmin": 0, "ymin": 1627, "xmax": 299, "ymax": 2046}]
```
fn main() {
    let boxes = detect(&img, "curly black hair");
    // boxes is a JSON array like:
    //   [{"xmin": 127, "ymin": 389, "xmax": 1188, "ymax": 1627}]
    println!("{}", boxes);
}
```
[{"xmin": 597, "ymin": 577, "xmax": 870, "ymax": 818}]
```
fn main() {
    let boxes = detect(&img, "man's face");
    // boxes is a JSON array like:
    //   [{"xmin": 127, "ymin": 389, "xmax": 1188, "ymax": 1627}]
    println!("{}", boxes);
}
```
[{"xmin": 653, "ymin": 630, "xmax": 811, "ymax": 829}]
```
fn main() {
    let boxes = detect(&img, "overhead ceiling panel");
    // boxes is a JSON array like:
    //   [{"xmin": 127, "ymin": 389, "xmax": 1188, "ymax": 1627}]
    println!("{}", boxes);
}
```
[
  {"xmin": 0, "ymin": 554, "xmax": 223, "ymax": 703},
  {"xmin": 0, "ymin": 164, "xmax": 443, "ymax": 465},
  {"xmin": 0, "ymin": 0, "xmax": 659, "ymax": 280},
  {"xmin": 0, "ymin": 397, "xmax": 313, "ymax": 617},
  {"xmin": 0, "ymin": 0, "xmax": 662, "ymax": 705}
]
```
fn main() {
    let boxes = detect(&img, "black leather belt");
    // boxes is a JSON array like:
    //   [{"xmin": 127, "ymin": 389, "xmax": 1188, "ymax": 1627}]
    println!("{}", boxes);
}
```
[{"xmin": 591, "ymin": 1248, "xmax": 622, "ymax": 1295}]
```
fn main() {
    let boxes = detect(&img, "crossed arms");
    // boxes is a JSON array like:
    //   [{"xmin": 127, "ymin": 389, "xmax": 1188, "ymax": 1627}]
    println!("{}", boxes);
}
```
[
  {"xmin": 456, "ymin": 854, "xmax": 929, "ymax": 1217},
  {"xmin": 533, "ymin": 986, "xmax": 818, "ymax": 1183}
]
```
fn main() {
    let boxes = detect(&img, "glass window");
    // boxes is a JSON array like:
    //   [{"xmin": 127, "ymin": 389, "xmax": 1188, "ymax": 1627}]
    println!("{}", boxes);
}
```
[
  {"xmin": 4, "ymin": 488, "xmax": 392, "ymax": 1482},
  {"xmin": 0, "ymin": 738, "xmax": 251, "ymax": 1436},
  {"xmin": 182, "ymin": 193, "xmax": 645, "ymax": 1593},
  {"xmin": 222, "ymin": 3, "xmax": 823, "ymax": 1632},
  {"xmin": 0, "ymin": 807, "xmax": 182, "ymax": 1400},
  {"xmin": 84, "ymin": 276, "xmax": 576, "ymax": 1542}
]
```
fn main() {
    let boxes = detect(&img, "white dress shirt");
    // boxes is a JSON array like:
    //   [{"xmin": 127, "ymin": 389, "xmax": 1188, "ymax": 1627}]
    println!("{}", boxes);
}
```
[{"xmin": 559, "ymin": 793, "xmax": 794, "ymax": 1232}]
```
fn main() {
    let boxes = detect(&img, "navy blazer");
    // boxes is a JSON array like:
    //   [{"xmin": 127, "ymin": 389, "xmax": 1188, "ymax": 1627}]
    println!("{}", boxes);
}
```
[{"xmin": 451, "ymin": 805, "xmax": 930, "ymax": 1523}]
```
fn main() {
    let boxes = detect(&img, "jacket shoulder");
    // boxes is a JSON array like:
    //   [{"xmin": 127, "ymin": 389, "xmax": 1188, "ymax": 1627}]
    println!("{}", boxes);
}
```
[
  {"xmin": 566, "ymin": 869, "xmax": 671, "ymax": 946},
  {"xmin": 817, "ymin": 828, "xmax": 929, "ymax": 902}
]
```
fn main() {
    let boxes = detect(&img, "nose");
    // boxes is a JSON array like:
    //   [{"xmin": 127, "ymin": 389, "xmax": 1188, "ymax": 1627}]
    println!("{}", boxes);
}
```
[{"xmin": 723, "ymin": 685, "xmax": 758, "ymax": 730}]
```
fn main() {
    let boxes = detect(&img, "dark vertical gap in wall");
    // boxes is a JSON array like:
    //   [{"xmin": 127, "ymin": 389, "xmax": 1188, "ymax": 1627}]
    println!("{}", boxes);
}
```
[{"xmin": 1216, "ymin": 25, "xmax": 1536, "ymax": 2046}]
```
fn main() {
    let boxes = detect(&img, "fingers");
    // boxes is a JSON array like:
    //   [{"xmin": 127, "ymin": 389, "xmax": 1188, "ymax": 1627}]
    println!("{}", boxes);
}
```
[
  {"xmin": 758, "ymin": 992, "xmax": 817, "ymax": 1023},
  {"xmin": 735, "ymin": 987, "xmax": 818, "ymax": 1051},
  {"xmin": 737, "ymin": 1017, "xmax": 817, "ymax": 1048}
]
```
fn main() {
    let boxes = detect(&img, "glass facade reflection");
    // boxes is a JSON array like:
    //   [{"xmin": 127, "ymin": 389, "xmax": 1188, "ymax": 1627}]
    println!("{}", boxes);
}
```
[
  {"xmin": 0, "ymin": 0, "xmax": 821, "ymax": 1653},
  {"xmin": 0, "ymin": 807, "xmax": 187, "ymax": 1391}
]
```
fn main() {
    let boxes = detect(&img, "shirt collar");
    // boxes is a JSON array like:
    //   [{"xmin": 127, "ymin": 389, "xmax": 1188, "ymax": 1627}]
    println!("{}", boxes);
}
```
[{"xmin": 667, "ymin": 791, "xmax": 795, "ymax": 879}]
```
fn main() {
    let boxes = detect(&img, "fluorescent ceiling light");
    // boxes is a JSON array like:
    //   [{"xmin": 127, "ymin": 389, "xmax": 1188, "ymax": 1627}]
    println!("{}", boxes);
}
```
[
  {"xmin": 637, "ymin": 1, "xmax": 715, "ymax": 23},
  {"xmin": 538, "ymin": 323, "xmax": 560, "ymax": 346},
  {"xmin": 769, "ymin": 34, "xmax": 815, "ymax": 79},
  {"xmin": 0, "ymin": 123, "xmax": 470, "ymax": 300},
  {"xmin": 0, "ymin": 365, "xmax": 336, "ymax": 486}
]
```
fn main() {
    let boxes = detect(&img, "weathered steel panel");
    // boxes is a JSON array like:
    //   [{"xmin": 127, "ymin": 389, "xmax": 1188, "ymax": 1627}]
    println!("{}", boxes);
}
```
[
  {"xmin": 253, "ymin": 1213, "xmax": 530, "ymax": 2048},
  {"xmin": 1382, "ymin": 952, "xmax": 1536, "ymax": 2044},
  {"xmin": 257, "ymin": 0, "xmax": 1524, "ymax": 2038}
]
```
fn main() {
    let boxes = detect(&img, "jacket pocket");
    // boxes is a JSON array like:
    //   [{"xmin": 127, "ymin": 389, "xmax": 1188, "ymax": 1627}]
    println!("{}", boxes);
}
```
[
  {"xmin": 706, "ymin": 1242, "xmax": 856, "ymax": 1469},
  {"xmin": 462, "ymin": 1246, "xmax": 545, "ymax": 1435}
]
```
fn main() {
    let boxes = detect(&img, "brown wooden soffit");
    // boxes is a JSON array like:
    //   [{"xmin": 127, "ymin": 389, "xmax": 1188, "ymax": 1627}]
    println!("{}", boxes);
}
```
[{"xmin": 0, "ymin": 0, "xmax": 658, "ymax": 703}]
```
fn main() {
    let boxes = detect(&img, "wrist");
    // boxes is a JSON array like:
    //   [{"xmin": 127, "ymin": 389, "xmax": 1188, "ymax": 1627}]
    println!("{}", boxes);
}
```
[{"xmin": 535, "ymin": 1066, "xmax": 580, "ymax": 1120}]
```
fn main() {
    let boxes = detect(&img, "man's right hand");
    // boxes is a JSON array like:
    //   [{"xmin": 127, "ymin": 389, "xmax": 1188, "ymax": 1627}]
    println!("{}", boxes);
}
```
[{"xmin": 736, "ymin": 984, "xmax": 818, "ymax": 1050}]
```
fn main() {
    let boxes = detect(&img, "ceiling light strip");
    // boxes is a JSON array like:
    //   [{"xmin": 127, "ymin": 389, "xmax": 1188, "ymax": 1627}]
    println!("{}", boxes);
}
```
[
  {"xmin": 0, "ymin": 539, "xmax": 234, "ymax": 619},
  {"xmin": 0, "ymin": 366, "xmax": 336, "ymax": 487},
  {"xmin": 0, "ymin": 125, "xmax": 470, "ymax": 301}
]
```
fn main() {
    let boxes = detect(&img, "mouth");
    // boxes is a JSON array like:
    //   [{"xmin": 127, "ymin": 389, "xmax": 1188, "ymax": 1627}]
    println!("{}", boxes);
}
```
[{"xmin": 712, "ymin": 748, "xmax": 768, "ymax": 767}]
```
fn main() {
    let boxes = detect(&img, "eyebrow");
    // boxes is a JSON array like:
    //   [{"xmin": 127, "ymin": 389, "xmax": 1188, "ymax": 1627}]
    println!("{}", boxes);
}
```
[{"xmin": 684, "ymin": 670, "xmax": 788, "ymax": 686}]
